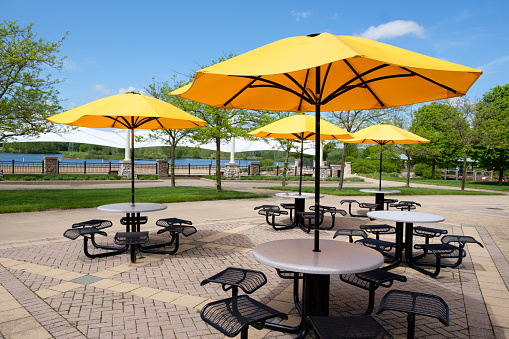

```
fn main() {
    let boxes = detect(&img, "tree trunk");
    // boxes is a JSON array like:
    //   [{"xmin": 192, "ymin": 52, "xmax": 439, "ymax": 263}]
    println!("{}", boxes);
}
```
[
  {"xmin": 215, "ymin": 137, "xmax": 222, "ymax": 193},
  {"xmin": 406, "ymin": 152, "xmax": 411, "ymax": 187},
  {"xmin": 170, "ymin": 141, "xmax": 176, "ymax": 187},
  {"xmin": 431, "ymin": 159, "xmax": 436, "ymax": 179},
  {"xmin": 337, "ymin": 143, "xmax": 347, "ymax": 190},
  {"xmin": 461, "ymin": 154, "xmax": 467, "ymax": 190},
  {"xmin": 282, "ymin": 144, "xmax": 290, "ymax": 187}
]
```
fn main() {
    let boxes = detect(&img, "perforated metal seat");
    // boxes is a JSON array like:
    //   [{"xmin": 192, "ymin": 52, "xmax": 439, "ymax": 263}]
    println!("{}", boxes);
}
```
[
  {"xmin": 308, "ymin": 315, "xmax": 393, "ymax": 339},
  {"xmin": 72, "ymin": 219, "xmax": 112, "ymax": 230},
  {"xmin": 138, "ymin": 218, "xmax": 197, "ymax": 255},
  {"xmin": 201, "ymin": 295, "xmax": 287, "ymax": 338},
  {"xmin": 377, "ymin": 290, "xmax": 449, "ymax": 339},
  {"xmin": 63, "ymin": 227, "xmax": 127, "ymax": 259},
  {"xmin": 333, "ymin": 229, "xmax": 368, "ymax": 243},
  {"xmin": 340, "ymin": 268, "xmax": 407, "ymax": 315},
  {"xmin": 254, "ymin": 205, "xmax": 292, "ymax": 230},
  {"xmin": 201, "ymin": 267, "xmax": 267, "ymax": 297},
  {"xmin": 309, "ymin": 205, "xmax": 347, "ymax": 229},
  {"xmin": 360, "ymin": 224, "xmax": 396, "ymax": 240}
]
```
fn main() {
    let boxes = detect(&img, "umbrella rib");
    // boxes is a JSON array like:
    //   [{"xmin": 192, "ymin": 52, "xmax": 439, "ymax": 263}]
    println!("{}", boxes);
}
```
[
  {"xmin": 399, "ymin": 67, "xmax": 458, "ymax": 94},
  {"xmin": 343, "ymin": 60, "xmax": 384, "ymax": 107},
  {"xmin": 319, "ymin": 63, "xmax": 333, "ymax": 103},
  {"xmin": 224, "ymin": 77, "xmax": 260, "ymax": 107},
  {"xmin": 283, "ymin": 73, "xmax": 316, "ymax": 104},
  {"xmin": 322, "ymin": 64, "xmax": 390, "ymax": 105},
  {"xmin": 302, "ymin": 132, "xmax": 315, "ymax": 140},
  {"xmin": 298, "ymin": 69, "xmax": 311, "ymax": 110},
  {"xmin": 105, "ymin": 116, "xmax": 131, "ymax": 129}
]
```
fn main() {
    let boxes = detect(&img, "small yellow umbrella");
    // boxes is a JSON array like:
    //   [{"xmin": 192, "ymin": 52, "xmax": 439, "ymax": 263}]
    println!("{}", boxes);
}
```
[
  {"xmin": 171, "ymin": 32, "xmax": 481, "ymax": 252},
  {"xmin": 47, "ymin": 92, "xmax": 206, "ymax": 205},
  {"xmin": 343, "ymin": 124, "xmax": 429, "ymax": 190},
  {"xmin": 249, "ymin": 114, "xmax": 353, "ymax": 193}
]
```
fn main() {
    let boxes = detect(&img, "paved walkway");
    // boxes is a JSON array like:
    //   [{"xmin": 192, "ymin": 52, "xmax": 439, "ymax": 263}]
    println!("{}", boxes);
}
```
[{"xmin": 0, "ymin": 178, "xmax": 508, "ymax": 338}]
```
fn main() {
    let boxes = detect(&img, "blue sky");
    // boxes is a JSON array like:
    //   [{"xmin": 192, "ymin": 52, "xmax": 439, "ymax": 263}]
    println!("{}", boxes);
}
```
[{"xmin": 3, "ymin": 0, "xmax": 509, "ymax": 110}]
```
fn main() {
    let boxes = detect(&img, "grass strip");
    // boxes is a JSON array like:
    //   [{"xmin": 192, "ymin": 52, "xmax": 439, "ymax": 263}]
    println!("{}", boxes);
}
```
[
  {"xmin": 0, "ymin": 186, "xmax": 269, "ymax": 213},
  {"xmin": 256, "ymin": 185, "xmax": 503, "ymax": 196}
]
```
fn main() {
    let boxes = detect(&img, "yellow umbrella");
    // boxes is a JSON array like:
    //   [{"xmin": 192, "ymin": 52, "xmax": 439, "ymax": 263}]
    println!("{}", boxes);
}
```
[
  {"xmin": 343, "ymin": 124, "xmax": 430, "ymax": 190},
  {"xmin": 47, "ymin": 92, "xmax": 206, "ymax": 205},
  {"xmin": 249, "ymin": 113, "xmax": 353, "ymax": 194},
  {"xmin": 171, "ymin": 32, "xmax": 482, "ymax": 252}
]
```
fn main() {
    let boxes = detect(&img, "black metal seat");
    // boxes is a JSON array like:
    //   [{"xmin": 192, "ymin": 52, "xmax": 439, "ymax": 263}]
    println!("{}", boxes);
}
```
[
  {"xmin": 72, "ymin": 219, "xmax": 112, "ymax": 230},
  {"xmin": 340, "ymin": 199, "xmax": 379, "ymax": 217},
  {"xmin": 355, "ymin": 238, "xmax": 397, "ymax": 262},
  {"xmin": 333, "ymin": 229, "xmax": 368, "ymax": 243},
  {"xmin": 138, "ymin": 218, "xmax": 197, "ymax": 255},
  {"xmin": 201, "ymin": 267, "xmax": 267, "ymax": 297},
  {"xmin": 280, "ymin": 203, "xmax": 296, "ymax": 222},
  {"xmin": 412, "ymin": 235, "xmax": 483, "ymax": 277},
  {"xmin": 254, "ymin": 205, "xmax": 292, "ymax": 230},
  {"xmin": 200, "ymin": 295, "xmax": 287, "ymax": 338},
  {"xmin": 297, "ymin": 211, "xmax": 325, "ymax": 233},
  {"xmin": 377, "ymin": 290, "xmax": 449, "ymax": 339},
  {"xmin": 276, "ymin": 269, "xmax": 304, "ymax": 315},
  {"xmin": 114, "ymin": 231, "xmax": 149, "ymax": 263},
  {"xmin": 383, "ymin": 198, "xmax": 398, "ymax": 210},
  {"xmin": 308, "ymin": 315, "xmax": 393, "ymax": 339},
  {"xmin": 390, "ymin": 201, "xmax": 421, "ymax": 211},
  {"xmin": 340, "ymin": 268, "xmax": 407, "ymax": 315},
  {"xmin": 360, "ymin": 224, "xmax": 396, "ymax": 240},
  {"xmin": 412, "ymin": 226, "xmax": 448, "ymax": 260},
  {"xmin": 309, "ymin": 205, "xmax": 347, "ymax": 229},
  {"xmin": 63, "ymin": 227, "xmax": 127, "ymax": 259}
]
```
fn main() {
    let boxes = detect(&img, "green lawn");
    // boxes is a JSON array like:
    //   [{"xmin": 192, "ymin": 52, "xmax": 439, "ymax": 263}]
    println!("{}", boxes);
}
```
[
  {"xmin": 0, "ymin": 186, "xmax": 269, "ymax": 213},
  {"xmin": 256, "ymin": 185, "xmax": 504, "ymax": 196},
  {"xmin": 370, "ymin": 175, "xmax": 509, "ymax": 192}
]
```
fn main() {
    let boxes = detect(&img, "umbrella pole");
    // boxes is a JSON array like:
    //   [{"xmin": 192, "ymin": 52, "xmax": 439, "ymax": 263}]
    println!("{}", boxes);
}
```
[
  {"xmin": 314, "ymin": 70, "xmax": 321, "ymax": 252},
  {"xmin": 131, "ymin": 128, "xmax": 135, "ymax": 206},
  {"xmin": 379, "ymin": 144, "xmax": 383, "ymax": 191},
  {"xmin": 299, "ymin": 139, "xmax": 304, "ymax": 195}
]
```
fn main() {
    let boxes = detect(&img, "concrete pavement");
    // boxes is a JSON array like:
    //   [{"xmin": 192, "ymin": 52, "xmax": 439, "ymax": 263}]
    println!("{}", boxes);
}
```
[{"xmin": 0, "ymin": 178, "xmax": 508, "ymax": 338}]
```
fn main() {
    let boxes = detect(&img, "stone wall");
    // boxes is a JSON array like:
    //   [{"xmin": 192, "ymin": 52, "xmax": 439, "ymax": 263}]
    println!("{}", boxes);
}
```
[
  {"xmin": 157, "ymin": 159, "xmax": 169, "ymax": 178},
  {"xmin": 119, "ymin": 160, "xmax": 133, "ymax": 179},
  {"xmin": 43, "ymin": 157, "xmax": 59, "ymax": 174},
  {"xmin": 224, "ymin": 163, "xmax": 240, "ymax": 179},
  {"xmin": 249, "ymin": 162, "xmax": 260, "ymax": 176}
]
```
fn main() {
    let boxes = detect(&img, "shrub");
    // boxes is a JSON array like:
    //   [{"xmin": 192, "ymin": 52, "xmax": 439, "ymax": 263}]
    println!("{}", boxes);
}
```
[
  {"xmin": 413, "ymin": 163, "xmax": 441, "ymax": 179},
  {"xmin": 351, "ymin": 159, "xmax": 378, "ymax": 174}
]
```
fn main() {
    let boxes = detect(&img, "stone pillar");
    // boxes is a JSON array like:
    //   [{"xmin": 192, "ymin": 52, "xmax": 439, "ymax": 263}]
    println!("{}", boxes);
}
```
[
  {"xmin": 157, "ymin": 159, "xmax": 169, "ymax": 178},
  {"xmin": 44, "ymin": 157, "xmax": 59, "ymax": 174},
  {"xmin": 119, "ymin": 160, "xmax": 133, "ymax": 179},
  {"xmin": 249, "ymin": 162, "xmax": 260, "ymax": 176},
  {"xmin": 225, "ymin": 162, "xmax": 240, "ymax": 179},
  {"xmin": 344, "ymin": 162, "xmax": 352, "ymax": 177},
  {"xmin": 330, "ymin": 164, "xmax": 342, "ymax": 177},
  {"xmin": 313, "ymin": 163, "xmax": 329, "ymax": 180}
]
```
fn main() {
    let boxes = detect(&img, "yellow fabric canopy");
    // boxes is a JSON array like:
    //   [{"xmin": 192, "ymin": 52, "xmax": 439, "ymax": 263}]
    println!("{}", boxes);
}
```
[
  {"xmin": 249, "ymin": 114, "xmax": 353, "ymax": 141},
  {"xmin": 344, "ymin": 124, "xmax": 430, "ymax": 145},
  {"xmin": 47, "ymin": 92, "xmax": 206, "ymax": 129},
  {"xmin": 171, "ymin": 33, "xmax": 482, "ymax": 111}
]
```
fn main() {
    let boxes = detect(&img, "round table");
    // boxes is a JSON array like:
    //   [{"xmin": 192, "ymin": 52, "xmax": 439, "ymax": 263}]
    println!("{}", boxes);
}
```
[
  {"xmin": 367, "ymin": 210, "xmax": 445, "ymax": 270},
  {"xmin": 253, "ymin": 238, "xmax": 383, "ymax": 336},
  {"xmin": 359, "ymin": 189, "xmax": 400, "ymax": 210}
]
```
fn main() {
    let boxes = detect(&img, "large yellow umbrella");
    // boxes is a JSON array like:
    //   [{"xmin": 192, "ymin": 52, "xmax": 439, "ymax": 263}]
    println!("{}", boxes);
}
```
[
  {"xmin": 171, "ymin": 33, "xmax": 482, "ymax": 252},
  {"xmin": 343, "ymin": 124, "xmax": 429, "ymax": 190},
  {"xmin": 249, "ymin": 113, "xmax": 353, "ymax": 194},
  {"xmin": 47, "ymin": 92, "xmax": 206, "ymax": 205}
]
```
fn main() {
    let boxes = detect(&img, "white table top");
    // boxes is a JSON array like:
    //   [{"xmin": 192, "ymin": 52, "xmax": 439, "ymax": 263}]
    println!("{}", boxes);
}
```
[
  {"xmin": 276, "ymin": 192, "xmax": 324, "ymax": 199},
  {"xmin": 367, "ymin": 210, "xmax": 445, "ymax": 223},
  {"xmin": 253, "ymin": 239, "xmax": 383, "ymax": 275},
  {"xmin": 360, "ymin": 189, "xmax": 401, "ymax": 194},
  {"xmin": 97, "ymin": 202, "xmax": 167, "ymax": 213}
]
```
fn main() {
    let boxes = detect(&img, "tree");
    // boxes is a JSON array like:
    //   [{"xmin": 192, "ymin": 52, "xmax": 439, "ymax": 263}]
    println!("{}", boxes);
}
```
[
  {"xmin": 144, "ymin": 77, "xmax": 199, "ymax": 186},
  {"xmin": 0, "ymin": 20, "xmax": 67, "ymax": 142},
  {"xmin": 473, "ymin": 84, "xmax": 509, "ymax": 184},
  {"xmin": 410, "ymin": 102, "xmax": 463, "ymax": 178}
]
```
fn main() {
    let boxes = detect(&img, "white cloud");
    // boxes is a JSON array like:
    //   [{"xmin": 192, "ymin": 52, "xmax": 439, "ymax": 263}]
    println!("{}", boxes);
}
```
[
  {"xmin": 63, "ymin": 60, "xmax": 79, "ymax": 71},
  {"xmin": 91, "ymin": 84, "xmax": 113, "ymax": 95},
  {"xmin": 358, "ymin": 20, "xmax": 426, "ymax": 41},
  {"xmin": 291, "ymin": 10, "xmax": 311, "ymax": 22},
  {"xmin": 478, "ymin": 55, "xmax": 509, "ymax": 73}
]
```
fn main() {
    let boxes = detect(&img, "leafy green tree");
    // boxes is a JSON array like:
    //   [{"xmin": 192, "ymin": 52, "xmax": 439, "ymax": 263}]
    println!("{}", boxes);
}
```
[
  {"xmin": 410, "ymin": 102, "xmax": 462, "ymax": 178},
  {"xmin": 0, "ymin": 20, "xmax": 67, "ymax": 142},
  {"xmin": 144, "ymin": 77, "xmax": 199, "ymax": 186},
  {"xmin": 473, "ymin": 84, "xmax": 509, "ymax": 184}
]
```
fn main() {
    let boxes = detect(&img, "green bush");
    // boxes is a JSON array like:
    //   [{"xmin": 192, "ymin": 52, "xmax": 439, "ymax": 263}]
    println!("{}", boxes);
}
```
[
  {"xmin": 259, "ymin": 159, "xmax": 274, "ymax": 167},
  {"xmin": 351, "ymin": 159, "xmax": 378, "ymax": 174},
  {"xmin": 413, "ymin": 164, "xmax": 441, "ymax": 179}
]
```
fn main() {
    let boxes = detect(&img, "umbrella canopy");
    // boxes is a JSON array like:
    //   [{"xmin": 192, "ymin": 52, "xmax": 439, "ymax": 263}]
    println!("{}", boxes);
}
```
[
  {"xmin": 47, "ymin": 92, "xmax": 206, "ymax": 205},
  {"xmin": 249, "ymin": 114, "xmax": 353, "ymax": 193},
  {"xmin": 171, "ymin": 32, "xmax": 481, "ymax": 252},
  {"xmin": 343, "ymin": 124, "xmax": 429, "ymax": 190}
]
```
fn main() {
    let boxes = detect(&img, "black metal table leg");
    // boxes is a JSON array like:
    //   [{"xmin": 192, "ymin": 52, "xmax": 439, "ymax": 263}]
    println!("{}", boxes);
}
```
[{"xmin": 375, "ymin": 192, "xmax": 385, "ymax": 211}]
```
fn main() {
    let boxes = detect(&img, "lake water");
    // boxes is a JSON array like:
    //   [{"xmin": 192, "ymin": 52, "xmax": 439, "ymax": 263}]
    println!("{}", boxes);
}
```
[{"xmin": 0, "ymin": 153, "xmax": 293, "ymax": 166}]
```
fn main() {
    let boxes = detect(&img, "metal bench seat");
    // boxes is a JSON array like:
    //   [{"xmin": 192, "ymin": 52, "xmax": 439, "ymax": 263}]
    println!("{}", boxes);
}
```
[
  {"xmin": 63, "ymin": 227, "xmax": 127, "ymax": 259},
  {"xmin": 355, "ymin": 238, "xmax": 398, "ymax": 263},
  {"xmin": 340, "ymin": 199, "xmax": 379, "ymax": 217},
  {"xmin": 308, "ymin": 315, "xmax": 393, "ymax": 339},
  {"xmin": 201, "ymin": 267, "xmax": 267, "ymax": 297},
  {"xmin": 360, "ymin": 224, "xmax": 396, "ymax": 240},
  {"xmin": 255, "ymin": 205, "xmax": 293, "ymax": 230},
  {"xmin": 297, "ymin": 211, "xmax": 325, "ymax": 233},
  {"xmin": 390, "ymin": 201, "xmax": 421, "ymax": 211},
  {"xmin": 333, "ymin": 229, "xmax": 368, "ymax": 243},
  {"xmin": 201, "ymin": 295, "xmax": 287, "ymax": 338},
  {"xmin": 309, "ymin": 205, "xmax": 347, "ymax": 229},
  {"xmin": 340, "ymin": 268, "xmax": 407, "ymax": 315},
  {"xmin": 71, "ymin": 219, "xmax": 112, "ymax": 230},
  {"xmin": 139, "ymin": 217, "xmax": 197, "ymax": 255},
  {"xmin": 280, "ymin": 203, "xmax": 296, "ymax": 222}
]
